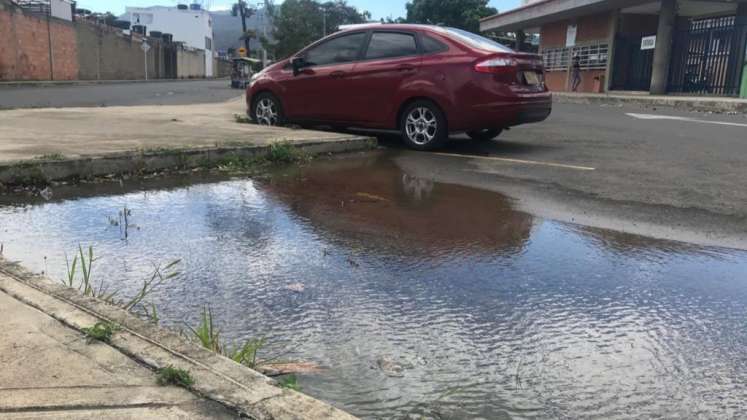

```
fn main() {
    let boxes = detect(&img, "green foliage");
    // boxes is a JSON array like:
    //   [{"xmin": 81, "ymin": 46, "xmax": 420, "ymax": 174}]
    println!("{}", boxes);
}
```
[
  {"xmin": 405, "ymin": 0, "xmax": 497, "ymax": 32},
  {"xmin": 34, "ymin": 153, "xmax": 65, "ymax": 161},
  {"xmin": 186, "ymin": 306, "xmax": 267, "ymax": 369},
  {"xmin": 81, "ymin": 321, "xmax": 118, "ymax": 344},
  {"xmin": 263, "ymin": 0, "xmax": 371, "ymax": 59},
  {"xmin": 156, "ymin": 365, "xmax": 195, "ymax": 387},
  {"xmin": 62, "ymin": 245, "xmax": 181, "ymax": 322},
  {"xmin": 278, "ymin": 374, "xmax": 302, "ymax": 391},
  {"xmin": 265, "ymin": 142, "xmax": 302, "ymax": 164}
]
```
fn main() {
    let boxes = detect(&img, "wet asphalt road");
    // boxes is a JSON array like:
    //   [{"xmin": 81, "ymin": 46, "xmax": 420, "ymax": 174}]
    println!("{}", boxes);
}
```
[{"xmin": 0, "ymin": 79, "xmax": 241, "ymax": 109}]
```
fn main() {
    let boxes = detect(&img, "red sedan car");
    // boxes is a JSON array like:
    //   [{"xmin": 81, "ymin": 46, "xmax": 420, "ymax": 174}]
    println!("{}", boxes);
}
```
[{"xmin": 247, "ymin": 24, "xmax": 551, "ymax": 150}]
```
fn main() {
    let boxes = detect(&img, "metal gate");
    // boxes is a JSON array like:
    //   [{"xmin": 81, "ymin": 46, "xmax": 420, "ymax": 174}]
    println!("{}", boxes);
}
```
[
  {"xmin": 611, "ymin": 34, "xmax": 655, "ymax": 91},
  {"xmin": 669, "ymin": 16, "xmax": 746, "ymax": 96}
]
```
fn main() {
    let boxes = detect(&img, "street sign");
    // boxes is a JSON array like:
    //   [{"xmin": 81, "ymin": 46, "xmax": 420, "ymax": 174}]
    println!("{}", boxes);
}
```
[
  {"xmin": 141, "ymin": 42, "xmax": 151, "ymax": 53},
  {"xmin": 238, "ymin": 47, "xmax": 247, "ymax": 57},
  {"xmin": 641, "ymin": 35, "xmax": 656, "ymax": 50}
]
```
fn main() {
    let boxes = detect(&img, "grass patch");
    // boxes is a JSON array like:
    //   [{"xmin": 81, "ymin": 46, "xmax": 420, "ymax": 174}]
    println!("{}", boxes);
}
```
[
  {"xmin": 186, "ymin": 306, "xmax": 267, "ymax": 369},
  {"xmin": 156, "ymin": 365, "xmax": 195, "ymax": 387},
  {"xmin": 277, "ymin": 374, "xmax": 301, "ymax": 391},
  {"xmin": 265, "ymin": 142, "xmax": 302, "ymax": 164},
  {"xmin": 215, "ymin": 142, "xmax": 307, "ymax": 173},
  {"xmin": 34, "ymin": 153, "xmax": 65, "ymax": 161},
  {"xmin": 81, "ymin": 321, "xmax": 118, "ymax": 344},
  {"xmin": 233, "ymin": 113, "xmax": 252, "ymax": 124},
  {"xmin": 63, "ymin": 244, "xmax": 180, "ymax": 323}
]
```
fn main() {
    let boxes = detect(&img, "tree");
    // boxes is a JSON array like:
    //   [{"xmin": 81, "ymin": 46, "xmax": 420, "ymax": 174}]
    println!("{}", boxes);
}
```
[
  {"xmin": 263, "ymin": 0, "xmax": 370, "ymax": 60},
  {"xmin": 404, "ymin": 0, "xmax": 497, "ymax": 33}
]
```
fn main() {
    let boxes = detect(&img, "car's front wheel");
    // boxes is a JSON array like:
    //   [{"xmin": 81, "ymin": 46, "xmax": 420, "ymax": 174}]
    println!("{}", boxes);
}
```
[
  {"xmin": 467, "ymin": 128, "xmax": 502, "ymax": 141},
  {"xmin": 251, "ymin": 92, "xmax": 285, "ymax": 126},
  {"xmin": 400, "ymin": 100, "xmax": 447, "ymax": 151}
]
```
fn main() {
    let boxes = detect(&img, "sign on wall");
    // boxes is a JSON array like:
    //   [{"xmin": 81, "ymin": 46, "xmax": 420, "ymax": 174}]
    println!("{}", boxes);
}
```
[
  {"xmin": 641, "ymin": 35, "xmax": 657, "ymax": 50},
  {"xmin": 566, "ymin": 24, "xmax": 577, "ymax": 47}
]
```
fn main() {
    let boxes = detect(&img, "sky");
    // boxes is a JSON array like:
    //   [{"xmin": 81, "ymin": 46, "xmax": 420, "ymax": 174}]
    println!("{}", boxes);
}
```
[{"xmin": 75, "ymin": 0, "xmax": 520, "ymax": 21}]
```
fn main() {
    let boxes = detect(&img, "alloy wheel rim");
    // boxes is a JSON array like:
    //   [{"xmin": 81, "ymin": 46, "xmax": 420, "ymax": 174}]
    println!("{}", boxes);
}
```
[
  {"xmin": 405, "ymin": 107, "xmax": 437, "ymax": 145},
  {"xmin": 255, "ymin": 98, "xmax": 278, "ymax": 126}
]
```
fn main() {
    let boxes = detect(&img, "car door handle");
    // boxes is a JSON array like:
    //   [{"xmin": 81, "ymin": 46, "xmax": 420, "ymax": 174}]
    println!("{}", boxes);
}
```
[
  {"xmin": 397, "ymin": 64, "xmax": 416, "ymax": 72},
  {"xmin": 330, "ymin": 70, "xmax": 346, "ymax": 78}
]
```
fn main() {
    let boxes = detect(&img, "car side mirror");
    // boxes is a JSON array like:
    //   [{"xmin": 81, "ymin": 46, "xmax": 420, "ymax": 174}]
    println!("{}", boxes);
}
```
[{"xmin": 291, "ymin": 57, "xmax": 306, "ymax": 76}]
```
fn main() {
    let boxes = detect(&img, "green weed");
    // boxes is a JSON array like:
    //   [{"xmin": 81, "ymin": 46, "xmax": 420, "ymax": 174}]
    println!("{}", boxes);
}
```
[
  {"xmin": 156, "ymin": 365, "xmax": 195, "ymax": 387},
  {"xmin": 34, "ymin": 153, "xmax": 65, "ymax": 161},
  {"xmin": 277, "ymin": 374, "xmax": 301, "ymax": 391},
  {"xmin": 81, "ymin": 321, "xmax": 118, "ymax": 344},
  {"xmin": 186, "ymin": 306, "xmax": 267, "ymax": 369},
  {"xmin": 233, "ymin": 113, "xmax": 252, "ymax": 124}
]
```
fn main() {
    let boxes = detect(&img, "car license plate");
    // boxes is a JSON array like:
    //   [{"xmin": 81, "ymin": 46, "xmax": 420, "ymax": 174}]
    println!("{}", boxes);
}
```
[{"xmin": 524, "ymin": 71, "xmax": 540, "ymax": 85}]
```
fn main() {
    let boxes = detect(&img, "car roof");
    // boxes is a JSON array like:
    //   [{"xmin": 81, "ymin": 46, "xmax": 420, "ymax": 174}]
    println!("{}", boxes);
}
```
[{"xmin": 337, "ymin": 23, "xmax": 449, "ymax": 34}]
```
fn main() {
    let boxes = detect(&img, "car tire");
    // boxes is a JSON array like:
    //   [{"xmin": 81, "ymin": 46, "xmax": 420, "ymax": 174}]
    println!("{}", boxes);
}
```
[
  {"xmin": 467, "ymin": 128, "xmax": 502, "ymax": 141},
  {"xmin": 251, "ymin": 92, "xmax": 285, "ymax": 126},
  {"xmin": 399, "ymin": 100, "xmax": 448, "ymax": 151}
]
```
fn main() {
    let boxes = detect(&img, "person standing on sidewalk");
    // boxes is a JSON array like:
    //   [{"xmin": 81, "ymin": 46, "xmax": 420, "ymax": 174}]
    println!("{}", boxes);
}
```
[{"xmin": 571, "ymin": 54, "xmax": 582, "ymax": 91}]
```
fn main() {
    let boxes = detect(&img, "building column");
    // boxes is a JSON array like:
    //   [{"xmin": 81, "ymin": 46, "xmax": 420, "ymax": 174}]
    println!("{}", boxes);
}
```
[
  {"xmin": 650, "ymin": 0, "xmax": 677, "ymax": 94},
  {"xmin": 515, "ymin": 30, "xmax": 526, "ymax": 52}
]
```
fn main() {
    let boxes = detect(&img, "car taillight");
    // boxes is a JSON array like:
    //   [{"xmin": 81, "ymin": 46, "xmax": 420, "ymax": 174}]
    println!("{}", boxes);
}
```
[{"xmin": 474, "ymin": 56, "xmax": 518, "ymax": 74}]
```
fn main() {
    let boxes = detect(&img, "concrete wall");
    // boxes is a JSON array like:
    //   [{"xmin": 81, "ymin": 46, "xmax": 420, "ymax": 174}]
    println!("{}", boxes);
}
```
[
  {"xmin": 176, "ymin": 45, "xmax": 205, "ymax": 78},
  {"xmin": 214, "ymin": 57, "xmax": 232, "ymax": 78},
  {"xmin": 0, "ymin": 0, "xmax": 78, "ymax": 81},
  {"xmin": 540, "ymin": 12, "xmax": 613, "ymax": 92},
  {"xmin": 75, "ymin": 22, "xmax": 165, "ymax": 80}
]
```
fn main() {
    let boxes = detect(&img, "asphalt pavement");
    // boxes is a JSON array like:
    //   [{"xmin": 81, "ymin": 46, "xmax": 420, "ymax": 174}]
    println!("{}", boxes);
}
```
[
  {"xmin": 378, "ymin": 103, "xmax": 747, "ymax": 249},
  {"xmin": 0, "ymin": 79, "xmax": 241, "ymax": 109}
]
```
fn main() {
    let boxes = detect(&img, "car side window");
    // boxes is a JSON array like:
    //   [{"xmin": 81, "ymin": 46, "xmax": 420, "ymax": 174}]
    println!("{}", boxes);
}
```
[
  {"xmin": 304, "ymin": 32, "xmax": 367, "ymax": 67},
  {"xmin": 421, "ymin": 35, "xmax": 448, "ymax": 54},
  {"xmin": 365, "ymin": 32, "xmax": 418, "ymax": 60}
]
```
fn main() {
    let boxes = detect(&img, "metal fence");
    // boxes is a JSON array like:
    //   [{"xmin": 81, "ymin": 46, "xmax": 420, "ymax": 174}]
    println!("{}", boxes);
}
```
[
  {"xmin": 669, "ymin": 16, "xmax": 747, "ymax": 96},
  {"xmin": 541, "ymin": 43, "xmax": 610, "ymax": 72}
]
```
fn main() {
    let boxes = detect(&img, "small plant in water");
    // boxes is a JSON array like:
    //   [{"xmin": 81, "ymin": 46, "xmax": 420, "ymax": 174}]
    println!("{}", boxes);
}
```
[
  {"xmin": 156, "ymin": 365, "xmax": 195, "ymax": 387},
  {"xmin": 277, "ymin": 374, "xmax": 301, "ymax": 391},
  {"xmin": 265, "ymin": 142, "xmax": 303, "ymax": 164},
  {"xmin": 81, "ymin": 321, "xmax": 118, "ymax": 344}
]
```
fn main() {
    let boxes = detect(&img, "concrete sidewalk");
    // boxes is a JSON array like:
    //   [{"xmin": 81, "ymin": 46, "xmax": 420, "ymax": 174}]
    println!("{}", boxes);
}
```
[
  {"xmin": 0, "ymin": 98, "xmax": 375, "ymax": 185},
  {"xmin": 0, "ymin": 262, "xmax": 358, "ymax": 419},
  {"xmin": 0, "ymin": 286, "xmax": 238, "ymax": 419},
  {"xmin": 554, "ymin": 91, "xmax": 747, "ymax": 113}
]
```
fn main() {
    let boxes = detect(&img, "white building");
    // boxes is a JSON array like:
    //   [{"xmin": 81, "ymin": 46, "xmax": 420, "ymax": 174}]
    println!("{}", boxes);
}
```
[{"xmin": 126, "ymin": 5, "xmax": 214, "ymax": 77}]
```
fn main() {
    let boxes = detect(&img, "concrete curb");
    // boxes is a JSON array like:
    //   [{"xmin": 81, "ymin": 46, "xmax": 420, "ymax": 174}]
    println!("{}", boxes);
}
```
[
  {"xmin": 553, "ymin": 92, "xmax": 747, "ymax": 114},
  {"xmin": 0, "ymin": 78, "xmax": 230, "ymax": 88},
  {"xmin": 0, "ymin": 259, "xmax": 358, "ymax": 420},
  {"xmin": 0, "ymin": 137, "xmax": 377, "ymax": 186}
]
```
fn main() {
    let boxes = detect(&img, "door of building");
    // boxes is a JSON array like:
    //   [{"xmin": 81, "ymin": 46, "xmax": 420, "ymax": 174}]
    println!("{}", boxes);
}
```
[
  {"xmin": 669, "ymin": 16, "xmax": 745, "ymax": 96},
  {"xmin": 611, "ymin": 34, "xmax": 654, "ymax": 91}
]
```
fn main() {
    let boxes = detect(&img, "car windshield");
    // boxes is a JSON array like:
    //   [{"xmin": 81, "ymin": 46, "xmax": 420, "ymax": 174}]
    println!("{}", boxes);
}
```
[{"xmin": 444, "ymin": 27, "xmax": 514, "ymax": 53}]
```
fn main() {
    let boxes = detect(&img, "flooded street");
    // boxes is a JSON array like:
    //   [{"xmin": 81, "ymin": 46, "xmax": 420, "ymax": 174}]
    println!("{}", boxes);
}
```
[{"xmin": 2, "ymin": 152, "xmax": 747, "ymax": 419}]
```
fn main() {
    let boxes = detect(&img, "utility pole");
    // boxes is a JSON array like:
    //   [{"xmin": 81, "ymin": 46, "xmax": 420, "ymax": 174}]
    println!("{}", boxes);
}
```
[{"xmin": 234, "ymin": 1, "xmax": 255, "ymax": 57}]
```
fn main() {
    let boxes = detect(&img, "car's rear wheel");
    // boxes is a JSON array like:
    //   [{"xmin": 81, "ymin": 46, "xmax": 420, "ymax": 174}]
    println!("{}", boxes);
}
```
[
  {"xmin": 251, "ymin": 92, "xmax": 285, "ymax": 126},
  {"xmin": 467, "ymin": 128, "xmax": 502, "ymax": 141},
  {"xmin": 400, "ymin": 100, "xmax": 447, "ymax": 151}
]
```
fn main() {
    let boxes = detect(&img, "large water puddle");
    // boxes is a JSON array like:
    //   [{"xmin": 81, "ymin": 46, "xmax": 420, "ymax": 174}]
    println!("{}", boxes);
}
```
[{"xmin": 2, "ymin": 152, "xmax": 747, "ymax": 419}]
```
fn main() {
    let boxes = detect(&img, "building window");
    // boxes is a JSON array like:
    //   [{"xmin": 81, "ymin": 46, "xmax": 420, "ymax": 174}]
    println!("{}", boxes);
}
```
[
  {"xmin": 205, "ymin": 37, "xmax": 212, "ymax": 51},
  {"xmin": 542, "ymin": 42, "xmax": 609, "ymax": 71}
]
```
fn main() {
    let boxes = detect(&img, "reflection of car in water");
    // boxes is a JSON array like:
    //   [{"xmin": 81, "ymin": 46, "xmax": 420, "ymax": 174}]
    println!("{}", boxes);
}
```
[
  {"xmin": 258, "ymin": 155, "xmax": 534, "ymax": 256},
  {"xmin": 246, "ymin": 24, "xmax": 551, "ymax": 150}
]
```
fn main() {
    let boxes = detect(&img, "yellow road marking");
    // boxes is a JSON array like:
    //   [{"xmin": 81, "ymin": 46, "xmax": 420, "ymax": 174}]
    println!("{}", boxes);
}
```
[{"xmin": 430, "ymin": 152, "xmax": 596, "ymax": 171}]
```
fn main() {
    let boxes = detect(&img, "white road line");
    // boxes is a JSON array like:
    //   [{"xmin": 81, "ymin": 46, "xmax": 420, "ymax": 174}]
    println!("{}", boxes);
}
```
[
  {"xmin": 626, "ymin": 113, "xmax": 747, "ymax": 128},
  {"xmin": 430, "ymin": 152, "xmax": 596, "ymax": 171}
]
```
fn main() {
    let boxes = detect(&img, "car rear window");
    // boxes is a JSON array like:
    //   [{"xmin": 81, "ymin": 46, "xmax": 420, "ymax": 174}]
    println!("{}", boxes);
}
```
[
  {"xmin": 305, "ymin": 32, "xmax": 367, "ymax": 66},
  {"xmin": 365, "ymin": 32, "xmax": 418, "ymax": 60},
  {"xmin": 421, "ymin": 35, "xmax": 448, "ymax": 54},
  {"xmin": 443, "ymin": 27, "xmax": 513, "ymax": 53}
]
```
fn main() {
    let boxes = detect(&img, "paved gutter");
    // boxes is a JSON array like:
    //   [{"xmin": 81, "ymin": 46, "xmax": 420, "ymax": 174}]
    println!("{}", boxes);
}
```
[{"xmin": 0, "ymin": 259, "xmax": 358, "ymax": 420}]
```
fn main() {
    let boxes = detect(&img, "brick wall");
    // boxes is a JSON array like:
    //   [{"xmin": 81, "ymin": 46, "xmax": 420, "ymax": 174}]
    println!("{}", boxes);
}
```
[
  {"xmin": 0, "ymin": 1, "xmax": 78, "ymax": 81},
  {"xmin": 540, "ymin": 12, "xmax": 613, "ymax": 92}
]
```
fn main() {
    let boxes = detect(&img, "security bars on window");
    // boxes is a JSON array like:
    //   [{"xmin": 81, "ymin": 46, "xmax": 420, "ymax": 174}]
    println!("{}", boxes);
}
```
[{"xmin": 541, "ymin": 43, "xmax": 609, "ymax": 71}]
